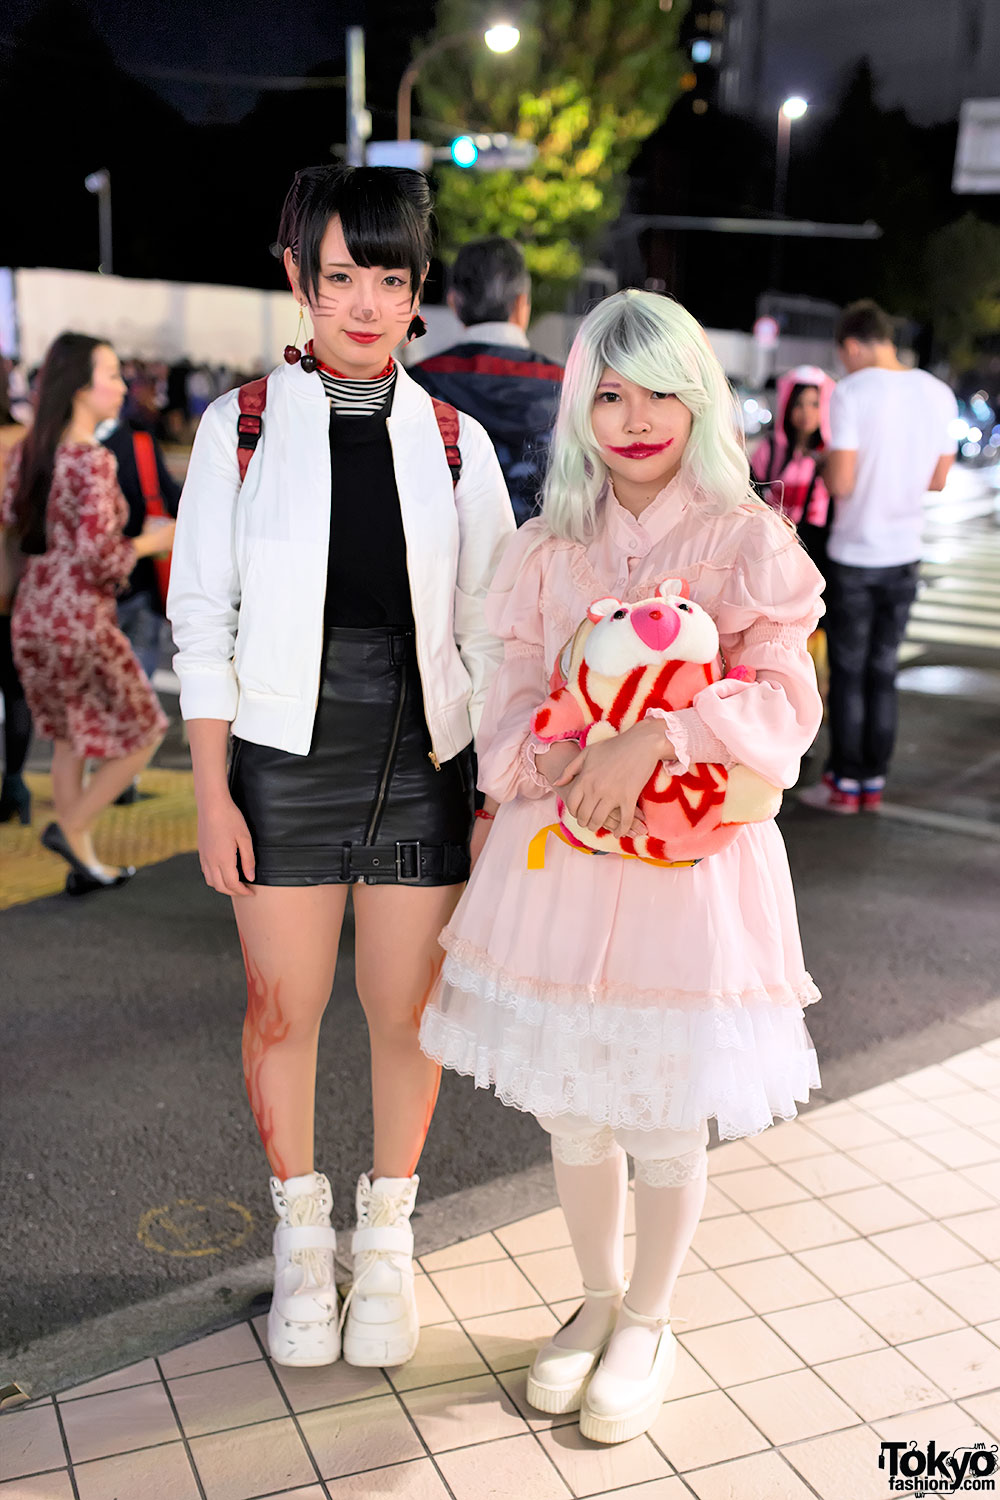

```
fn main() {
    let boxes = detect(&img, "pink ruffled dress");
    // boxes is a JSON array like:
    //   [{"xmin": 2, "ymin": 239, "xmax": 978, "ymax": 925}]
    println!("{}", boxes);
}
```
[{"xmin": 419, "ymin": 474, "xmax": 825, "ymax": 1140}]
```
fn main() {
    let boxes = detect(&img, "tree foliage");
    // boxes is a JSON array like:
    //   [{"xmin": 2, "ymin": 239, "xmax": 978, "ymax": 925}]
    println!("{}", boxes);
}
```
[
  {"xmin": 923, "ymin": 214, "xmax": 1000, "ymax": 372},
  {"xmin": 416, "ymin": 0, "xmax": 686, "ymax": 305}
]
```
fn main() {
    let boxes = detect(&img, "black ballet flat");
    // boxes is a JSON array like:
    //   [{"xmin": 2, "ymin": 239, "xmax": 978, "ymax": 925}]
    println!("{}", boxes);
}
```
[
  {"xmin": 41, "ymin": 821, "xmax": 97, "ymax": 878},
  {"xmin": 42, "ymin": 823, "xmax": 135, "ymax": 889},
  {"xmin": 65, "ymin": 867, "xmax": 136, "ymax": 896},
  {"xmin": 0, "ymin": 775, "xmax": 31, "ymax": 826}
]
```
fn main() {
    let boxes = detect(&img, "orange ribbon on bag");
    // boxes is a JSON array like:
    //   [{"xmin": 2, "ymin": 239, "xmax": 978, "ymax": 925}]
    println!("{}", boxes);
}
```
[{"xmin": 527, "ymin": 823, "xmax": 697, "ymax": 872}]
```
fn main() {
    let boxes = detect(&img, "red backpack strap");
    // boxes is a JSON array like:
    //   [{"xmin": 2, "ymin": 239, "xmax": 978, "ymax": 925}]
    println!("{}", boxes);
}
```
[
  {"xmin": 236, "ymin": 376, "xmax": 269, "ymax": 483},
  {"xmin": 431, "ymin": 398, "xmax": 462, "ymax": 487},
  {"xmin": 131, "ymin": 430, "xmax": 161, "ymax": 505}
]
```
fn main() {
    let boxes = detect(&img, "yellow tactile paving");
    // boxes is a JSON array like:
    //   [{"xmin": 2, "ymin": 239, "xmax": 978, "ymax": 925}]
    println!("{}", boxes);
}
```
[{"xmin": 0, "ymin": 769, "xmax": 198, "ymax": 910}]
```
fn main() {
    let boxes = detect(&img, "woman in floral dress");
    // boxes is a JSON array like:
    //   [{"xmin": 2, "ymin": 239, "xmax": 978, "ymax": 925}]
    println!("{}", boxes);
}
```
[{"xmin": 0, "ymin": 333, "xmax": 173, "ymax": 892}]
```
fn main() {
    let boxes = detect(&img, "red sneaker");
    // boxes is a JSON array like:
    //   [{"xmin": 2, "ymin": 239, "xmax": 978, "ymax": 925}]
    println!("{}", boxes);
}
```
[
  {"xmin": 798, "ymin": 773, "xmax": 861, "ymax": 815},
  {"xmin": 860, "ymin": 780, "xmax": 885, "ymax": 812}
]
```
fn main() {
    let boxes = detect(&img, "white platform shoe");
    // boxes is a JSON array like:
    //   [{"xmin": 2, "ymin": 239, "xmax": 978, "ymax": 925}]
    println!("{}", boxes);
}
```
[
  {"xmin": 526, "ymin": 1285, "xmax": 624, "ymax": 1414},
  {"xmin": 579, "ymin": 1303, "xmax": 677, "ymax": 1444},
  {"xmin": 341, "ymin": 1173, "xmax": 420, "ymax": 1368},
  {"xmin": 267, "ymin": 1172, "xmax": 341, "ymax": 1368}
]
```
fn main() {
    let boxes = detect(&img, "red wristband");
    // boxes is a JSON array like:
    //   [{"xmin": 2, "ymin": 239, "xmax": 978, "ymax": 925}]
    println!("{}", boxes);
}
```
[{"xmin": 474, "ymin": 809, "xmax": 495, "ymax": 822}]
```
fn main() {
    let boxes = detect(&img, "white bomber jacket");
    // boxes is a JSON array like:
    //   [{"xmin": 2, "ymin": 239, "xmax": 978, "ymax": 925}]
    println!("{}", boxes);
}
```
[{"xmin": 166, "ymin": 358, "xmax": 516, "ymax": 761}]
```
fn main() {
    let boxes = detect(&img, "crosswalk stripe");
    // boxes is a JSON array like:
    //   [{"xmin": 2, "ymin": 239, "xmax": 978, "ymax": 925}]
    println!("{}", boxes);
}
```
[
  {"xmin": 923, "ymin": 557, "xmax": 1000, "ymax": 572},
  {"xmin": 921, "ymin": 579, "xmax": 1000, "ymax": 596},
  {"xmin": 910, "ymin": 601, "xmax": 1000, "ymax": 626},
  {"xmin": 903, "ymin": 479, "xmax": 1000, "ymax": 655},
  {"xmin": 904, "ymin": 621, "xmax": 1000, "ymax": 649},
  {"xmin": 919, "ymin": 593, "xmax": 1000, "ymax": 613}
]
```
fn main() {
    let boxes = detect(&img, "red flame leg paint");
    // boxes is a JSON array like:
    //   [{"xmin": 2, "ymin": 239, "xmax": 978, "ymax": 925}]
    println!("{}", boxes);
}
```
[{"xmin": 240, "ymin": 934, "xmax": 293, "ymax": 1180}]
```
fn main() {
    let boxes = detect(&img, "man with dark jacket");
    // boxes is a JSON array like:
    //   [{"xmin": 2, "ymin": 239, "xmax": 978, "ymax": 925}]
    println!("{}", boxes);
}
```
[{"xmin": 410, "ymin": 237, "xmax": 563, "ymax": 525}]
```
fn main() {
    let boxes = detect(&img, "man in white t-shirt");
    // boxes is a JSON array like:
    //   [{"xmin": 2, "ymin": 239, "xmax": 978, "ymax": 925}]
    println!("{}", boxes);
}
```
[{"xmin": 800, "ymin": 300, "xmax": 957, "ymax": 815}]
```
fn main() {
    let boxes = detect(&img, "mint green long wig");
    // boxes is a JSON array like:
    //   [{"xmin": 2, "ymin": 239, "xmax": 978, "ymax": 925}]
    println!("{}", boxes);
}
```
[{"xmin": 542, "ymin": 290, "xmax": 758, "ymax": 542}]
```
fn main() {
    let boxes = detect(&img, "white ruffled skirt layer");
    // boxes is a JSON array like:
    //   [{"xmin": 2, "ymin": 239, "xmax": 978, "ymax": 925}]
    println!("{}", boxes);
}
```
[{"xmin": 419, "ymin": 795, "xmax": 821, "ymax": 1141}]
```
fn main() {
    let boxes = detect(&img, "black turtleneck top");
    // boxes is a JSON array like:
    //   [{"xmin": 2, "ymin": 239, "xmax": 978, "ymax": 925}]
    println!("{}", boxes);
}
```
[{"xmin": 322, "ymin": 366, "xmax": 415, "ymax": 630}]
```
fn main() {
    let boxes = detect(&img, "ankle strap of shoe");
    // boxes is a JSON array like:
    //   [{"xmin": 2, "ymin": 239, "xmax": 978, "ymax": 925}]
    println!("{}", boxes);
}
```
[
  {"xmin": 275, "ymin": 1224, "xmax": 338, "ymax": 1253},
  {"xmin": 621, "ymin": 1300, "xmax": 675, "ymax": 1329},
  {"xmin": 352, "ymin": 1222, "xmax": 414, "ymax": 1258},
  {"xmin": 582, "ymin": 1283, "xmax": 627, "ymax": 1299}
]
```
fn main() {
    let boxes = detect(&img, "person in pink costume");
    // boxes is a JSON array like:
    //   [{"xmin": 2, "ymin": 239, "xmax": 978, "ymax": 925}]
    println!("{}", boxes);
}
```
[
  {"xmin": 420, "ymin": 290, "xmax": 825, "ymax": 1445},
  {"xmin": 750, "ymin": 364, "xmax": 836, "ymax": 567}
]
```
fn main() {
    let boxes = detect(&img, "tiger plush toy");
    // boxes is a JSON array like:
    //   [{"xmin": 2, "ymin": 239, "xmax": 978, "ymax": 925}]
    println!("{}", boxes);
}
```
[{"xmin": 528, "ymin": 578, "xmax": 782, "ymax": 868}]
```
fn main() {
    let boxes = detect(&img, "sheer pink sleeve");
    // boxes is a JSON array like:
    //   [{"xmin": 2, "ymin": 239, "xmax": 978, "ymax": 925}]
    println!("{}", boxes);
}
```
[
  {"xmin": 476, "ymin": 521, "xmax": 557, "ymax": 803},
  {"xmin": 650, "ymin": 509, "xmax": 824, "ymax": 789}
]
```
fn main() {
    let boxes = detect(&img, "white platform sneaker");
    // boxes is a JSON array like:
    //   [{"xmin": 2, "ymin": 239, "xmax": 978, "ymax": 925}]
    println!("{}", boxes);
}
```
[
  {"xmin": 526, "ymin": 1285, "xmax": 625, "ymax": 1414},
  {"xmin": 579, "ymin": 1304, "xmax": 678, "ymax": 1444},
  {"xmin": 341, "ymin": 1172, "xmax": 420, "ymax": 1368},
  {"xmin": 267, "ymin": 1172, "xmax": 341, "ymax": 1368}
]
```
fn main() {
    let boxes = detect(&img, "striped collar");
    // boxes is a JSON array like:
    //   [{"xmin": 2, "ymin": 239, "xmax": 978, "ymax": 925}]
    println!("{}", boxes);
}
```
[
  {"xmin": 319, "ymin": 362, "xmax": 396, "ymax": 416},
  {"xmin": 301, "ymin": 344, "xmax": 397, "ymax": 416}
]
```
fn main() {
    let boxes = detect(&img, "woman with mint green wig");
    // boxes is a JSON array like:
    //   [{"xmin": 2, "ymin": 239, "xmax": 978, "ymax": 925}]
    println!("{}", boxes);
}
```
[{"xmin": 420, "ymin": 290, "xmax": 826, "ymax": 1446}]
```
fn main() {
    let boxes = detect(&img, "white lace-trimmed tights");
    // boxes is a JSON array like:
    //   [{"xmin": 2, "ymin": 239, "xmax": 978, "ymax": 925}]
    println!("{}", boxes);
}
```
[{"xmin": 538, "ymin": 1114, "xmax": 709, "ymax": 1374}]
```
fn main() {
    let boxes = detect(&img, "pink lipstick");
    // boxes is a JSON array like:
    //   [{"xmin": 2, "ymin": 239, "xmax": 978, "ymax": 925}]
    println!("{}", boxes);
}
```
[{"xmin": 607, "ymin": 441, "xmax": 672, "ymax": 459}]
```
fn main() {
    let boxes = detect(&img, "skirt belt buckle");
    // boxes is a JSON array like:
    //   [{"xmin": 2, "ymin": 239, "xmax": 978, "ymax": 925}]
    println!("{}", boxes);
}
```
[{"xmin": 395, "ymin": 841, "xmax": 423, "ymax": 882}]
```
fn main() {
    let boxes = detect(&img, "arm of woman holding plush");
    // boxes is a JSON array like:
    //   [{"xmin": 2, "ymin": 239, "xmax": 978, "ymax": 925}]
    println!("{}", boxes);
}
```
[
  {"xmin": 647, "ymin": 521, "xmax": 824, "ymax": 790},
  {"xmin": 554, "ymin": 517, "xmax": 823, "ymax": 836},
  {"xmin": 474, "ymin": 524, "xmax": 577, "ymax": 805}
]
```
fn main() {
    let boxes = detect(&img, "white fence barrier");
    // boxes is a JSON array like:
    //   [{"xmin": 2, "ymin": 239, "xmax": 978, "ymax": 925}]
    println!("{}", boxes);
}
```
[{"xmin": 3, "ymin": 268, "xmax": 835, "ymax": 387}]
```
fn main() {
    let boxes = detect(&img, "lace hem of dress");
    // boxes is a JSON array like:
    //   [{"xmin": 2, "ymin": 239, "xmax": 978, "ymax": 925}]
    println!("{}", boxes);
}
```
[
  {"xmin": 420, "ymin": 957, "xmax": 822, "ymax": 1139},
  {"xmin": 438, "ymin": 931, "xmax": 821, "ymax": 1019},
  {"xmin": 634, "ymin": 1148, "xmax": 707, "ymax": 1187}
]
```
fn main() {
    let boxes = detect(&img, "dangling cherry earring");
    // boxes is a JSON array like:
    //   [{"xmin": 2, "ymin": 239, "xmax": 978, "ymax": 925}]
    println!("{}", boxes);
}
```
[
  {"xmin": 300, "ymin": 340, "xmax": 318, "ymax": 374},
  {"xmin": 284, "ymin": 305, "xmax": 306, "ymax": 365},
  {"xmin": 407, "ymin": 313, "xmax": 427, "ymax": 344}
]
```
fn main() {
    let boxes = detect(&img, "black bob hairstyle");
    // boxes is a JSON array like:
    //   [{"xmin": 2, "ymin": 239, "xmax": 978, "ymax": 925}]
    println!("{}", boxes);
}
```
[{"xmin": 277, "ymin": 165, "xmax": 434, "ymax": 307}]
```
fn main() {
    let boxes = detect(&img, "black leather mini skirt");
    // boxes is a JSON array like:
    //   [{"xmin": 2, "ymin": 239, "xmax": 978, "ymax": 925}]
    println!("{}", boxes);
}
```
[{"xmin": 229, "ymin": 627, "xmax": 473, "ymax": 886}]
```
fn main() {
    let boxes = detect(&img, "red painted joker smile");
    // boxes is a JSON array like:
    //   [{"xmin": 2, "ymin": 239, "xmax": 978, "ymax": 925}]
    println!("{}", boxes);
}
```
[{"xmin": 607, "ymin": 440, "xmax": 673, "ymax": 459}]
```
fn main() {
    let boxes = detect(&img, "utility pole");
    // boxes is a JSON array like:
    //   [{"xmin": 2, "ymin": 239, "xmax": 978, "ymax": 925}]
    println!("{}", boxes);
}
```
[{"xmin": 346, "ymin": 27, "xmax": 369, "ymax": 166}]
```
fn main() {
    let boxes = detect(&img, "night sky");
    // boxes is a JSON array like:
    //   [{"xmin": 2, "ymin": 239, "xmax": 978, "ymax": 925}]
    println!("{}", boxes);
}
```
[
  {"xmin": 2, "ymin": 0, "xmax": 998, "ymax": 330},
  {"xmin": 7, "ymin": 0, "xmax": 995, "ymax": 125},
  {"xmin": 3, "ymin": 0, "xmax": 431, "ymax": 125}
]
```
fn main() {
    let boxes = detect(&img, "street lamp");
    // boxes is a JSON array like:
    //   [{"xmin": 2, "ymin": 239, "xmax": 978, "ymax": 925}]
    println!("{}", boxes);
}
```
[
  {"xmin": 396, "ymin": 22, "xmax": 521, "ymax": 141},
  {"xmin": 774, "ymin": 96, "xmax": 808, "ymax": 215},
  {"xmin": 484, "ymin": 24, "xmax": 520, "ymax": 53},
  {"xmin": 84, "ymin": 169, "xmax": 113, "ymax": 274}
]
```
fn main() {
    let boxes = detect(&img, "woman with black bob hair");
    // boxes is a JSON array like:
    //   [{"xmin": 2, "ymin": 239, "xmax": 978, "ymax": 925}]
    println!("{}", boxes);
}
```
[{"xmin": 168, "ymin": 165, "xmax": 514, "ymax": 1371}]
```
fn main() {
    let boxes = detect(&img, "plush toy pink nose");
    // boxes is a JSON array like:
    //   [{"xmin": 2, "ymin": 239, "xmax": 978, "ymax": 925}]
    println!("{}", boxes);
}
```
[{"xmin": 631, "ymin": 604, "xmax": 680, "ymax": 652}]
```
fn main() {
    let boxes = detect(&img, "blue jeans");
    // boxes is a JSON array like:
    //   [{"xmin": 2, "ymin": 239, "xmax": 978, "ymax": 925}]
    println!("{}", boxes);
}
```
[
  {"xmin": 824, "ymin": 560, "xmax": 919, "ymax": 782},
  {"xmin": 116, "ymin": 591, "xmax": 163, "ymax": 683}
]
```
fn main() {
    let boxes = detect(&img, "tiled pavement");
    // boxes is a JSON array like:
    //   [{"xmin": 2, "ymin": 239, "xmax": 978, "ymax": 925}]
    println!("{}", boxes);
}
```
[{"xmin": 5, "ymin": 1039, "xmax": 1000, "ymax": 1500}]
